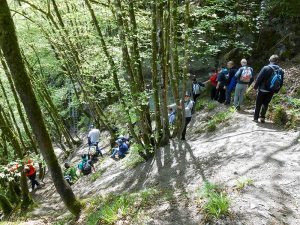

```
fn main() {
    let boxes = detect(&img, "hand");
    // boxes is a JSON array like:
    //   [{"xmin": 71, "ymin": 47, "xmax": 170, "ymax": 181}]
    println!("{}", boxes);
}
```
[{"xmin": 224, "ymin": 86, "xmax": 227, "ymax": 90}]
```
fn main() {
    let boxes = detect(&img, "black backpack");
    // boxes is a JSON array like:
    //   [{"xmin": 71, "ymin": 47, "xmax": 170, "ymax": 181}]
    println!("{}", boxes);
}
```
[{"xmin": 82, "ymin": 161, "xmax": 92, "ymax": 175}]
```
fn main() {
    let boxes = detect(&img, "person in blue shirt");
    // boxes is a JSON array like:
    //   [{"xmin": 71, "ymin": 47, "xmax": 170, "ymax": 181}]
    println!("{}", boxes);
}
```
[
  {"xmin": 168, "ymin": 107, "xmax": 176, "ymax": 125},
  {"xmin": 110, "ymin": 139, "xmax": 129, "ymax": 159}
]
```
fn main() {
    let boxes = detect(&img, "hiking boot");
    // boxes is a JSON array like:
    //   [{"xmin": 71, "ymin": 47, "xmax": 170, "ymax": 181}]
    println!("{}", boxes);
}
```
[
  {"xmin": 260, "ymin": 118, "xmax": 265, "ymax": 123},
  {"xmin": 235, "ymin": 106, "xmax": 241, "ymax": 111},
  {"xmin": 253, "ymin": 119, "xmax": 258, "ymax": 123}
]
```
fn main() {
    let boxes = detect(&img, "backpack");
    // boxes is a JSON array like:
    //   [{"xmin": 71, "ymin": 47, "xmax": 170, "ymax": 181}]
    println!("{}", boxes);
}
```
[
  {"xmin": 82, "ymin": 161, "xmax": 92, "ymax": 175},
  {"xmin": 240, "ymin": 67, "xmax": 252, "ymax": 83},
  {"xmin": 266, "ymin": 66, "xmax": 283, "ymax": 93},
  {"xmin": 193, "ymin": 83, "xmax": 201, "ymax": 95}
]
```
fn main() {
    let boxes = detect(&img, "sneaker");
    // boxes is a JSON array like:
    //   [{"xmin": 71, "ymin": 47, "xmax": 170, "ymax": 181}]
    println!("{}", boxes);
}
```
[{"xmin": 260, "ymin": 118, "xmax": 265, "ymax": 123}]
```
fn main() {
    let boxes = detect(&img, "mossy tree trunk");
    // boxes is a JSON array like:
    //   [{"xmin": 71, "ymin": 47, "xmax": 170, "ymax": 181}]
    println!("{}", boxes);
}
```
[
  {"xmin": 0, "ymin": 0, "xmax": 81, "ymax": 216},
  {"xmin": 0, "ymin": 194, "xmax": 13, "ymax": 216}
]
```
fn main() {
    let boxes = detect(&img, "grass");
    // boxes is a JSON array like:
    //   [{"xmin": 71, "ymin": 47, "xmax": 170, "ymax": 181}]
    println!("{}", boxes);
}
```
[
  {"xmin": 235, "ymin": 178, "xmax": 254, "ymax": 191},
  {"xmin": 124, "ymin": 144, "xmax": 146, "ymax": 169},
  {"xmin": 207, "ymin": 101, "xmax": 218, "ymax": 111},
  {"xmin": 90, "ymin": 169, "xmax": 105, "ymax": 182},
  {"xmin": 198, "ymin": 182, "xmax": 230, "ymax": 219},
  {"xmin": 86, "ymin": 188, "xmax": 160, "ymax": 225},
  {"xmin": 206, "ymin": 107, "xmax": 235, "ymax": 133}
]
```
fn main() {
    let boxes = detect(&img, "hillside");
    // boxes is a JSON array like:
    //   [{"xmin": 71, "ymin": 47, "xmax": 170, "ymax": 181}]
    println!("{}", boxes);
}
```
[{"xmin": 8, "ymin": 95, "xmax": 300, "ymax": 224}]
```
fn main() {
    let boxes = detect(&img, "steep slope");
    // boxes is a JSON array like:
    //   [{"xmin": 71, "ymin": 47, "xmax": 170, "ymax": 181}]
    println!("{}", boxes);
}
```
[{"xmin": 6, "ymin": 105, "xmax": 299, "ymax": 225}]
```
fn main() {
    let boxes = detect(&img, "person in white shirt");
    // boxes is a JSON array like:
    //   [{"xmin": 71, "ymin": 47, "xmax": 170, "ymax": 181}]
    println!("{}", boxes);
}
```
[
  {"xmin": 178, "ymin": 93, "xmax": 194, "ymax": 141},
  {"xmin": 88, "ymin": 125, "xmax": 102, "ymax": 156}
]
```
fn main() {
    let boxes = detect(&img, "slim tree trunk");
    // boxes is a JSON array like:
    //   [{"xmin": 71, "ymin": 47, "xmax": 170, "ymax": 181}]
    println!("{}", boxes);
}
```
[
  {"xmin": 0, "ymin": 1, "xmax": 81, "ymax": 215},
  {"xmin": 151, "ymin": 0, "xmax": 163, "ymax": 142}
]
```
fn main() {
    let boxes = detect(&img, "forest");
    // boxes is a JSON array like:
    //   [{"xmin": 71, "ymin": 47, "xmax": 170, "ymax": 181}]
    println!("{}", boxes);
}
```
[{"xmin": 0, "ymin": 0, "xmax": 300, "ymax": 224}]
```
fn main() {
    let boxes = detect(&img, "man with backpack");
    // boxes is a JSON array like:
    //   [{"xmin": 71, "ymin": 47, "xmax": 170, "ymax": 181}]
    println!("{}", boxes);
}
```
[
  {"xmin": 191, "ymin": 77, "xmax": 205, "ymax": 103},
  {"xmin": 254, "ymin": 55, "xmax": 284, "ymax": 123},
  {"xmin": 234, "ymin": 59, "xmax": 254, "ymax": 110},
  {"xmin": 178, "ymin": 93, "xmax": 194, "ymax": 141},
  {"xmin": 88, "ymin": 125, "xmax": 102, "ymax": 157},
  {"xmin": 77, "ymin": 154, "xmax": 95, "ymax": 176}
]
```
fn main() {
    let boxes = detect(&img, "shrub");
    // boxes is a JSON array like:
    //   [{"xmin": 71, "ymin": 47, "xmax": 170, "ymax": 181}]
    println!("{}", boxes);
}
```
[
  {"xmin": 207, "ymin": 102, "xmax": 218, "ymax": 111},
  {"xmin": 195, "ymin": 99, "xmax": 208, "ymax": 111},
  {"xmin": 272, "ymin": 105, "xmax": 288, "ymax": 126},
  {"xmin": 207, "ymin": 121, "xmax": 217, "ymax": 132}
]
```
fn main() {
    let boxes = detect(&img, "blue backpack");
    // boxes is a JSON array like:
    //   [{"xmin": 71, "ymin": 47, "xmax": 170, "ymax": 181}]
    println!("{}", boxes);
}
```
[{"xmin": 266, "ymin": 66, "xmax": 283, "ymax": 93}]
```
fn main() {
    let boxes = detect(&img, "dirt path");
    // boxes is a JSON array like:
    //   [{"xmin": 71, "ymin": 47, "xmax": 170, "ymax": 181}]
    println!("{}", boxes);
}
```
[{"xmin": 18, "ymin": 108, "xmax": 300, "ymax": 225}]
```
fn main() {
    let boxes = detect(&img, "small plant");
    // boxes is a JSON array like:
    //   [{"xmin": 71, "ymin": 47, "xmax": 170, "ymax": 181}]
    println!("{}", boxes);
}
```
[
  {"xmin": 235, "ymin": 178, "xmax": 254, "ymax": 191},
  {"xmin": 195, "ymin": 99, "xmax": 208, "ymax": 111},
  {"xmin": 90, "ymin": 170, "xmax": 104, "ymax": 182},
  {"xmin": 272, "ymin": 105, "xmax": 288, "ymax": 126},
  {"xmin": 207, "ymin": 101, "xmax": 218, "ymax": 111},
  {"xmin": 207, "ymin": 121, "xmax": 217, "ymax": 132},
  {"xmin": 198, "ymin": 182, "xmax": 230, "ymax": 219}
]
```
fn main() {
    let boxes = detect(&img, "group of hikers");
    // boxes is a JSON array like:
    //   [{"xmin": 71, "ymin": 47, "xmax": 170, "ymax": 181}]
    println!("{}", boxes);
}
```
[
  {"xmin": 63, "ymin": 125, "xmax": 130, "ymax": 185},
  {"xmin": 169, "ymin": 54, "xmax": 284, "ymax": 140},
  {"xmin": 22, "ymin": 54, "xmax": 284, "ymax": 191}
]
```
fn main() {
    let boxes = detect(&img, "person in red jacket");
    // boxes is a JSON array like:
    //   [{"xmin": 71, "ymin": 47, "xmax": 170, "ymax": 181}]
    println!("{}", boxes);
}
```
[
  {"xmin": 24, "ymin": 163, "xmax": 40, "ymax": 191},
  {"xmin": 205, "ymin": 68, "xmax": 220, "ymax": 100}
]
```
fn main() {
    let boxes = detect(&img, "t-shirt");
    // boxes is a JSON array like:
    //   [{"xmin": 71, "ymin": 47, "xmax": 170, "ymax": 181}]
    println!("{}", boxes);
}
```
[
  {"xmin": 88, "ymin": 128, "xmax": 100, "ymax": 143},
  {"xmin": 64, "ymin": 167, "xmax": 77, "ymax": 180}
]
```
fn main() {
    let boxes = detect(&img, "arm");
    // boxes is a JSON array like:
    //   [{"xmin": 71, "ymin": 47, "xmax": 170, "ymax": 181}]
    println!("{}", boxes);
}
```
[
  {"xmin": 254, "ymin": 67, "xmax": 267, "ymax": 90},
  {"xmin": 198, "ymin": 81, "xmax": 205, "ymax": 87},
  {"xmin": 234, "ymin": 68, "xmax": 242, "ymax": 79}
]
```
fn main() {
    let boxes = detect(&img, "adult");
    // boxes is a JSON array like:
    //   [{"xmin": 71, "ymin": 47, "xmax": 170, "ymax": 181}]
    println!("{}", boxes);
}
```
[
  {"xmin": 217, "ymin": 61, "xmax": 237, "ymax": 104},
  {"xmin": 191, "ymin": 77, "xmax": 205, "ymax": 103},
  {"xmin": 254, "ymin": 55, "xmax": 284, "ymax": 123},
  {"xmin": 168, "ymin": 107, "xmax": 176, "ymax": 125},
  {"xmin": 234, "ymin": 59, "xmax": 254, "ymax": 110},
  {"xmin": 64, "ymin": 162, "xmax": 78, "ymax": 185},
  {"xmin": 178, "ymin": 93, "xmax": 194, "ymax": 141},
  {"xmin": 77, "ymin": 154, "xmax": 95, "ymax": 176},
  {"xmin": 208, "ymin": 68, "xmax": 219, "ymax": 100},
  {"xmin": 110, "ymin": 139, "xmax": 129, "ymax": 159},
  {"xmin": 88, "ymin": 125, "xmax": 102, "ymax": 157},
  {"xmin": 24, "ymin": 163, "xmax": 40, "ymax": 191}
]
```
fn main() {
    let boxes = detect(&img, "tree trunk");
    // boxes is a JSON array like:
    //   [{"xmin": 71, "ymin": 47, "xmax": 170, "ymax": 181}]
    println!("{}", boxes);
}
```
[
  {"xmin": 0, "ymin": 194, "xmax": 13, "ymax": 216},
  {"xmin": 151, "ymin": 0, "xmax": 163, "ymax": 143},
  {"xmin": 0, "ymin": 1, "xmax": 81, "ymax": 216}
]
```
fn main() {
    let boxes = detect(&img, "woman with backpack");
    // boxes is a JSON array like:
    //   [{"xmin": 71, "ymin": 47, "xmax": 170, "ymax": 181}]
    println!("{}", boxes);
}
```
[{"xmin": 77, "ymin": 154, "xmax": 95, "ymax": 176}]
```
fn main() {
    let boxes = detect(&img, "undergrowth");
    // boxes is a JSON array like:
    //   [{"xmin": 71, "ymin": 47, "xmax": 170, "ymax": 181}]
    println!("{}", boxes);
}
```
[
  {"xmin": 86, "ymin": 188, "xmax": 160, "ymax": 225},
  {"xmin": 235, "ymin": 178, "xmax": 254, "ymax": 191},
  {"xmin": 198, "ymin": 182, "xmax": 230, "ymax": 220},
  {"xmin": 123, "ymin": 143, "xmax": 146, "ymax": 169}
]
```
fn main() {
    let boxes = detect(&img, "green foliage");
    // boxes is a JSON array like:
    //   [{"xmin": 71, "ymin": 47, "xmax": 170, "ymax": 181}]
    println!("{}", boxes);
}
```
[
  {"xmin": 199, "ymin": 182, "xmax": 230, "ymax": 219},
  {"xmin": 90, "ymin": 170, "xmax": 104, "ymax": 182},
  {"xmin": 207, "ymin": 108, "xmax": 235, "ymax": 132},
  {"xmin": 86, "ymin": 188, "xmax": 159, "ymax": 225},
  {"xmin": 272, "ymin": 105, "xmax": 288, "ymax": 127},
  {"xmin": 207, "ymin": 101, "xmax": 218, "ymax": 111},
  {"xmin": 195, "ymin": 99, "xmax": 208, "ymax": 111},
  {"xmin": 123, "ymin": 144, "xmax": 146, "ymax": 169}
]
